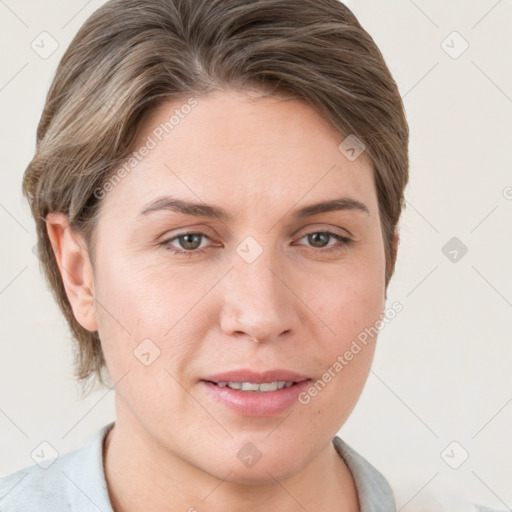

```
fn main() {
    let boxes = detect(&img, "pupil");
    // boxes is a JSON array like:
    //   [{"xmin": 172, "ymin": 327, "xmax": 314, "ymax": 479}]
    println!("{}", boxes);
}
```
[
  {"xmin": 180, "ymin": 234, "xmax": 201, "ymax": 250},
  {"xmin": 309, "ymin": 233, "xmax": 328, "ymax": 247}
]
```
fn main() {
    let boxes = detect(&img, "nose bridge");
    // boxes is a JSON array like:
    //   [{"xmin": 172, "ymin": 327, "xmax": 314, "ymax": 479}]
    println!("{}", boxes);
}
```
[{"xmin": 220, "ymin": 242, "xmax": 296, "ymax": 341}]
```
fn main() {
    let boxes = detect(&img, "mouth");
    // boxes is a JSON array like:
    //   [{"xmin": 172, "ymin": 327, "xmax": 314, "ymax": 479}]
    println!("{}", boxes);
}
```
[
  {"xmin": 199, "ymin": 371, "xmax": 312, "ymax": 417},
  {"xmin": 203, "ymin": 380, "xmax": 308, "ymax": 392},
  {"xmin": 201, "ymin": 368, "xmax": 310, "ymax": 387}
]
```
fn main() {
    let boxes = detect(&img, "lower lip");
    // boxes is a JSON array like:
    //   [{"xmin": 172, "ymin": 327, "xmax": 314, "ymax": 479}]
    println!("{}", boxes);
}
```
[{"xmin": 200, "ymin": 380, "xmax": 311, "ymax": 417}]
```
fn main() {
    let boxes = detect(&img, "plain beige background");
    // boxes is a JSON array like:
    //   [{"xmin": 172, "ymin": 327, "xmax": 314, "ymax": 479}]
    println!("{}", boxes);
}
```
[{"xmin": 0, "ymin": 0, "xmax": 511, "ymax": 509}]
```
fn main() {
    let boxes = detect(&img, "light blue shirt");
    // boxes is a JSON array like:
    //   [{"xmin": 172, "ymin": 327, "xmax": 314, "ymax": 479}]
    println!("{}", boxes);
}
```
[{"xmin": 0, "ymin": 421, "xmax": 423, "ymax": 511}]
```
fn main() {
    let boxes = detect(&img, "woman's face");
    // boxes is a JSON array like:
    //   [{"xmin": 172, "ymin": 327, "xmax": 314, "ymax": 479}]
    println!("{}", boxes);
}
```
[{"xmin": 86, "ymin": 89, "xmax": 389, "ymax": 482}]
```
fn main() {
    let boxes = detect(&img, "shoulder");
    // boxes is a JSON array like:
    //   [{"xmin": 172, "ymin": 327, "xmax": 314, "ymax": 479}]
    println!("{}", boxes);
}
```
[
  {"xmin": 333, "ymin": 436, "xmax": 505, "ymax": 512},
  {"xmin": 0, "ymin": 422, "xmax": 114, "ymax": 512},
  {"xmin": 386, "ymin": 475, "xmax": 506, "ymax": 512},
  {"xmin": 0, "ymin": 457, "xmax": 68, "ymax": 511}
]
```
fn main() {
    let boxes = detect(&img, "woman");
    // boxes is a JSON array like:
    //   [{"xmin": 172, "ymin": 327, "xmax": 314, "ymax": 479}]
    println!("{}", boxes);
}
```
[{"xmin": 0, "ymin": 0, "xmax": 489, "ymax": 510}]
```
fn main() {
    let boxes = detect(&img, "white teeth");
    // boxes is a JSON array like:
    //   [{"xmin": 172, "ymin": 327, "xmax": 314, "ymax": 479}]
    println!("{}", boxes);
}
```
[
  {"xmin": 241, "ymin": 382, "xmax": 261, "ymax": 391},
  {"xmin": 215, "ymin": 381, "xmax": 295, "ymax": 391},
  {"xmin": 259, "ymin": 382, "xmax": 282, "ymax": 391}
]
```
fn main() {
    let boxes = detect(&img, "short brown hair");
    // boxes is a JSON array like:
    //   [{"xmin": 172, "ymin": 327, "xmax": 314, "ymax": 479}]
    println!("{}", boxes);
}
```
[{"xmin": 22, "ymin": 0, "xmax": 409, "ymax": 395}]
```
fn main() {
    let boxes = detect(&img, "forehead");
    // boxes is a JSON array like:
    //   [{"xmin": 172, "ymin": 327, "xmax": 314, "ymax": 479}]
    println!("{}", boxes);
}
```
[{"xmin": 100, "ymin": 89, "xmax": 377, "ymax": 220}]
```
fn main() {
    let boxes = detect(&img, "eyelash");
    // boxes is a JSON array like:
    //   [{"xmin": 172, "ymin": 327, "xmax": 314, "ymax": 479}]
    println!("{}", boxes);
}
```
[{"xmin": 160, "ymin": 230, "xmax": 352, "ymax": 257}]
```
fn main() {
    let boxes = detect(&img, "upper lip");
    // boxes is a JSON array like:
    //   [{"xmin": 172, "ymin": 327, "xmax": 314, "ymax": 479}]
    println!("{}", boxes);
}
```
[{"xmin": 202, "ymin": 369, "xmax": 311, "ymax": 384}]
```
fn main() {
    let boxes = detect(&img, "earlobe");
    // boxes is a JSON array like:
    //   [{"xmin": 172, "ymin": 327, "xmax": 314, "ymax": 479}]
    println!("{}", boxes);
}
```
[{"xmin": 46, "ymin": 212, "xmax": 98, "ymax": 332}]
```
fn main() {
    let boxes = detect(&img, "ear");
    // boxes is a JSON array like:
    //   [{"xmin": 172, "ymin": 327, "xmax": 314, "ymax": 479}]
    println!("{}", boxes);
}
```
[
  {"xmin": 46, "ymin": 212, "xmax": 98, "ymax": 332},
  {"xmin": 384, "ymin": 226, "xmax": 400, "ymax": 302},
  {"xmin": 390, "ymin": 225, "xmax": 400, "ymax": 270}
]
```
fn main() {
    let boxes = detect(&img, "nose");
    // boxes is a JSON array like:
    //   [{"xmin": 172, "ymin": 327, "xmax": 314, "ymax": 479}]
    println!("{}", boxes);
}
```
[{"xmin": 218, "ymin": 249, "xmax": 300, "ymax": 344}]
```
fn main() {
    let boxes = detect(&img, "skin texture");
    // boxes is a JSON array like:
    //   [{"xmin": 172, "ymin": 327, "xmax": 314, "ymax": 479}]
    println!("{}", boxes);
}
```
[{"xmin": 46, "ymin": 88, "xmax": 398, "ymax": 512}]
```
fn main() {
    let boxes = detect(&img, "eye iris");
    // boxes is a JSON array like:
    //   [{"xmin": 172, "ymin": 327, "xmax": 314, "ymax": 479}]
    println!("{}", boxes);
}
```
[
  {"xmin": 308, "ymin": 232, "xmax": 329, "ymax": 248},
  {"xmin": 179, "ymin": 234, "xmax": 202, "ymax": 250}
]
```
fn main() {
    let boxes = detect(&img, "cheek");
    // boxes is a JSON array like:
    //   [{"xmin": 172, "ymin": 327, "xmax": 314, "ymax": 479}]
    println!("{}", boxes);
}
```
[
  {"xmin": 93, "ymin": 253, "xmax": 210, "ymax": 382},
  {"xmin": 93, "ymin": 250, "xmax": 178, "ymax": 334},
  {"xmin": 315, "ymin": 254, "xmax": 386, "ymax": 339},
  {"xmin": 300, "ymin": 277, "xmax": 382, "ymax": 434},
  {"xmin": 301, "ymin": 250, "xmax": 385, "ymax": 403}
]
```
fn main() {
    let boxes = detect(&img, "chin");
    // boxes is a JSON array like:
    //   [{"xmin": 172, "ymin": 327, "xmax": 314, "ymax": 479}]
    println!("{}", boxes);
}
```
[
  {"xmin": 220, "ymin": 464, "xmax": 301, "ymax": 486},
  {"xmin": 206, "ymin": 449, "xmax": 304, "ymax": 485}
]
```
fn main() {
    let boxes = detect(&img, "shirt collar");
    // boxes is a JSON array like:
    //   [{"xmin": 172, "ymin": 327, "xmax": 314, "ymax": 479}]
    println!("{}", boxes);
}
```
[
  {"xmin": 63, "ymin": 420, "xmax": 115, "ymax": 512},
  {"xmin": 333, "ymin": 435, "xmax": 396, "ymax": 511}
]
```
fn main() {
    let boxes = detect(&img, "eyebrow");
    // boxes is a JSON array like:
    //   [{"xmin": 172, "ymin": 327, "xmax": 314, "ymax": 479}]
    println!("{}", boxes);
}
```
[{"xmin": 137, "ymin": 195, "xmax": 370, "ymax": 220}]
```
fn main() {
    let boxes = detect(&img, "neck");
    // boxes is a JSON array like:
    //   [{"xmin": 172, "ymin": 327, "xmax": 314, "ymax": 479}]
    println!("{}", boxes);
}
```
[{"xmin": 103, "ymin": 404, "xmax": 360, "ymax": 512}]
